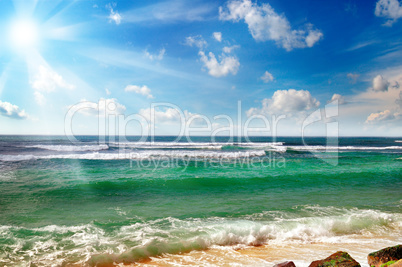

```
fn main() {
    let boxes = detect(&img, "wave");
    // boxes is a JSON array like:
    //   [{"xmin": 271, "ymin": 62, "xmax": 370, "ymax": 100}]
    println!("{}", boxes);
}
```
[
  {"xmin": 395, "ymin": 140, "xmax": 402, "ymax": 143},
  {"xmin": 1, "ymin": 207, "xmax": 400, "ymax": 266},
  {"xmin": 287, "ymin": 145, "xmax": 402, "ymax": 151},
  {"xmin": 109, "ymin": 141, "xmax": 283, "ymax": 150},
  {"xmin": 109, "ymin": 142, "xmax": 401, "ymax": 152},
  {"xmin": 25, "ymin": 144, "xmax": 109, "ymax": 152},
  {"xmin": 0, "ymin": 150, "xmax": 267, "ymax": 161}
]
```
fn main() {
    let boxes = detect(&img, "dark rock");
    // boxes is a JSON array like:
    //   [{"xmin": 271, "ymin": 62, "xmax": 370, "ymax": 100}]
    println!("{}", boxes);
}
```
[
  {"xmin": 368, "ymin": 245, "xmax": 402, "ymax": 267},
  {"xmin": 274, "ymin": 261, "xmax": 296, "ymax": 267},
  {"xmin": 309, "ymin": 251, "xmax": 360, "ymax": 267}
]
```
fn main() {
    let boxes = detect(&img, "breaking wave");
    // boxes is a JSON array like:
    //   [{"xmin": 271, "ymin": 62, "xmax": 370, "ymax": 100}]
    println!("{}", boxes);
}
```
[
  {"xmin": 0, "ymin": 150, "xmax": 267, "ymax": 161},
  {"xmin": 1, "ymin": 206, "xmax": 400, "ymax": 266},
  {"xmin": 25, "ymin": 144, "xmax": 109, "ymax": 152},
  {"xmin": 287, "ymin": 145, "xmax": 402, "ymax": 151}
]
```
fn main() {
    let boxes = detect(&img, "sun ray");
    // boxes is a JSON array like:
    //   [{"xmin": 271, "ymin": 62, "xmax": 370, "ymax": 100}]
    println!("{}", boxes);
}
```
[
  {"xmin": 80, "ymin": 46, "xmax": 221, "ymax": 84},
  {"xmin": 42, "ymin": 22, "xmax": 86, "ymax": 42},
  {"xmin": 12, "ymin": 0, "xmax": 38, "ymax": 17},
  {"xmin": 39, "ymin": 0, "xmax": 78, "ymax": 24},
  {"xmin": 0, "ymin": 62, "xmax": 11, "ymax": 98}
]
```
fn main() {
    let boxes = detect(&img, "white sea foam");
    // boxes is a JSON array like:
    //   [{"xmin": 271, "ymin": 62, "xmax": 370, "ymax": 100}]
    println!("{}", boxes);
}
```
[
  {"xmin": 0, "ymin": 150, "xmax": 267, "ymax": 161},
  {"xmin": 395, "ymin": 140, "xmax": 402, "ymax": 143},
  {"xmin": 287, "ymin": 145, "xmax": 402, "ymax": 151},
  {"xmin": 0, "ymin": 154, "xmax": 37, "ymax": 161},
  {"xmin": 1, "ymin": 207, "xmax": 400, "ymax": 266},
  {"xmin": 110, "ymin": 141, "xmax": 283, "ymax": 150},
  {"xmin": 26, "ymin": 144, "xmax": 109, "ymax": 152}
]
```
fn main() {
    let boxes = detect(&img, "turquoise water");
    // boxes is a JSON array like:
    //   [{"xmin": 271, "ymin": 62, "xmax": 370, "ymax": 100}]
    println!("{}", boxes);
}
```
[{"xmin": 0, "ymin": 136, "xmax": 401, "ymax": 266}]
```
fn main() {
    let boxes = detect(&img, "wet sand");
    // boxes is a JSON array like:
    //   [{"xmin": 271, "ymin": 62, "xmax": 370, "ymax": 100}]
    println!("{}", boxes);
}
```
[{"xmin": 135, "ymin": 237, "xmax": 400, "ymax": 267}]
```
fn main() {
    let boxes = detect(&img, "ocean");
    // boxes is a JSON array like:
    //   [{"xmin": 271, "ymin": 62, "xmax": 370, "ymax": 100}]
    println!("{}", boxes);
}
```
[{"xmin": 0, "ymin": 136, "xmax": 401, "ymax": 266}]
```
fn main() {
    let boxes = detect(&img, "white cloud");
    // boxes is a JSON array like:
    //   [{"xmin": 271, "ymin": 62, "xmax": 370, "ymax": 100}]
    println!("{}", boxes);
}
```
[
  {"xmin": 305, "ymin": 29, "xmax": 324, "ymax": 47},
  {"xmin": 344, "ymin": 71, "xmax": 402, "ymax": 129},
  {"xmin": 396, "ymin": 91, "xmax": 402, "ymax": 107},
  {"xmin": 346, "ymin": 41, "xmax": 377, "ymax": 52},
  {"xmin": 144, "ymin": 48, "xmax": 166, "ymax": 61},
  {"xmin": 222, "ymin": 45, "xmax": 240, "ymax": 53},
  {"xmin": 247, "ymin": 89, "xmax": 320, "ymax": 117},
  {"xmin": 186, "ymin": 34, "xmax": 240, "ymax": 78},
  {"xmin": 328, "ymin": 93, "xmax": 347, "ymax": 105},
  {"xmin": 372, "ymin": 75, "xmax": 390, "ymax": 92},
  {"xmin": 139, "ymin": 107, "xmax": 198, "ymax": 124},
  {"xmin": 347, "ymin": 73, "xmax": 360, "ymax": 84},
  {"xmin": 34, "ymin": 92, "xmax": 46, "ymax": 106},
  {"xmin": 365, "ymin": 109, "xmax": 402, "ymax": 123},
  {"xmin": 122, "ymin": 0, "xmax": 215, "ymax": 23},
  {"xmin": 219, "ymin": 0, "xmax": 323, "ymax": 51},
  {"xmin": 75, "ymin": 98, "xmax": 126, "ymax": 117},
  {"xmin": 375, "ymin": 0, "xmax": 402, "ymax": 26},
  {"xmin": 198, "ymin": 51, "xmax": 240, "ymax": 77},
  {"xmin": 31, "ymin": 65, "xmax": 75, "ymax": 93},
  {"xmin": 139, "ymin": 107, "xmax": 181, "ymax": 123},
  {"xmin": 105, "ymin": 88, "xmax": 111, "ymax": 95},
  {"xmin": 108, "ymin": 6, "xmax": 122, "ymax": 25},
  {"xmin": 261, "ymin": 71, "xmax": 274, "ymax": 83},
  {"xmin": 125, "ymin": 85, "xmax": 154, "ymax": 99},
  {"xmin": 0, "ymin": 100, "xmax": 28, "ymax": 119},
  {"xmin": 185, "ymin": 35, "xmax": 207, "ymax": 50},
  {"xmin": 213, "ymin": 32, "xmax": 222, "ymax": 42},
  {"xmin": 352, "ymin": 74, "xmax": 401, "ymax": 107}
]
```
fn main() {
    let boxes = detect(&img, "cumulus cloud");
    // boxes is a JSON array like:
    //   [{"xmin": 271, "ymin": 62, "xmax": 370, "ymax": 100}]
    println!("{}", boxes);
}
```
[
  {"xmin": 75, "ymin": 98, "xmax": 126, "ymax": 117},
  {"xmin": 125, "ymin": 85, "xmax": 154, "ymax": 99},
  {"xmin": 198, "ymin": 51, "xmax": 240, "ymax": 77},
  {"xmin": 365, "ymin": 109, "xmax": 402, "ymax": 123},
  {"xmin": 186, "ymin": 34, "xmax": 240, "ymax": 78},
  {"xmin": 261, "ymin": 71, "xmax": 274, "ymax": 83},
  {"xmin": 213, "ymin": 32, "xmax": 222, "ymax": 42},
  {"xmin": 347, "ymin": 73, "xmax": 360, "ymax": 84},
  {"xmin": 375, "ymin": 0, "xmax": 402, "ymax": 26},
  {"xmin": 219, "ymin": 0, "xmax": 323, "ymax": 51},
  {"xmin": 144, "ymin": 48, "xmax": 165, "ymax": 61},
  {"xmin": 328, "ymin": 93, "xmax": 347, "ymax": 105},
  {"xmin": 372, "ymin": 75, "xmax": 390, "ymax": 92},
  {"xmin": 0, "ymin": 100, "xmax": 28, "ymax": 119},
  {"xmin": 247, "ymin": 89, "xmax": 320, "ymax": 117},
  {"xmin": 185, "ymin": 35, "xmax": 207, "ymax": 50},
  {"xmin": 31, "ymin": 65, "xmax": 75, "ymax": 93}
]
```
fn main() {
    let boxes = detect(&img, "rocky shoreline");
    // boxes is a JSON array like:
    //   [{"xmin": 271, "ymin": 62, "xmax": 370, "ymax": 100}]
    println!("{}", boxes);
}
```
[{"xmin": 273, "ymin": 245, "xmax": 401, "ymax": 267}]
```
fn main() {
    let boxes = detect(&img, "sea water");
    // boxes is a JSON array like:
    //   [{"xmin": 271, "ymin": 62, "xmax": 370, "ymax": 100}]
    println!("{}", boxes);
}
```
[{"xmin": 0, "ymin": 136, "xmax": 401, "ymax": 266}]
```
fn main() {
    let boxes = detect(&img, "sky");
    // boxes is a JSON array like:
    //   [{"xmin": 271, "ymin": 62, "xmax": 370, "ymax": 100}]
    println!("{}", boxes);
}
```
[{"xmin": 0, "ymin": 0, "xmax": 402, "ymax": 137}]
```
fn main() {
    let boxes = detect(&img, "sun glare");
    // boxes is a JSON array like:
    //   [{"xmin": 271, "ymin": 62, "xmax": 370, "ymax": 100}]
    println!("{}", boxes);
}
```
[{"xmin": 9, "ymin": 19, "xmax": 39, "ymax": 49}]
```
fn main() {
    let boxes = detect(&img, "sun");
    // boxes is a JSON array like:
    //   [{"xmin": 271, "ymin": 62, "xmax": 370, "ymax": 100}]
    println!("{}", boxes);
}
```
[{"xmin": 9, "ymin": 19, "xmax": 39, "ymax": 50}]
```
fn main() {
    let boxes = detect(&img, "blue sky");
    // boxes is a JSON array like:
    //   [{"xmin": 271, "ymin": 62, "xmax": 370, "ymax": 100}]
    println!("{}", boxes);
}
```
[{"xmin": 1, "ymin": 0, "xmax": 402, "ymax": 136}]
